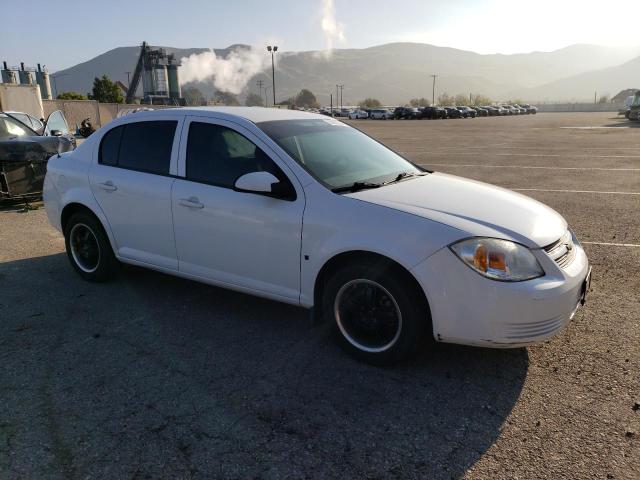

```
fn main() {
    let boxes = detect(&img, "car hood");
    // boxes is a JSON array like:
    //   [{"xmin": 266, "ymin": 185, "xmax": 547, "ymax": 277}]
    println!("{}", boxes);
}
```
[{"xmin": 347, "ymin": 172, "xmax": 567, "ymax": 248}]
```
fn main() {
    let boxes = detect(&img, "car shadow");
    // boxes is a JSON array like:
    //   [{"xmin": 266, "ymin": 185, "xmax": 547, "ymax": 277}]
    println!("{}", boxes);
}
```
[
  {"xmin": 603, "ymin": 120, "xmax": 640, "ymax": 128},
  {"xmin": 1, "ymin": 253, "xmax": 528, "ymax": 479}
]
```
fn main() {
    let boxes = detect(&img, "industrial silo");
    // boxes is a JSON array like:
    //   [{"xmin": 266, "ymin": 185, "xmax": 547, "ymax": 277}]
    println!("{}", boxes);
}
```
[
  {"xmin": 1, "ymin": 62, "xmax": 17, "ymax": 84},
  {"xmin": 35, "ymin": 64, "xmax": 52, "ymax": 99},
  {"xmin": 153, "ymin": 64, "xmax": 168, "ymax": 96},
  {"xmin": 18, "ymin": 63, "xmax": 34, "ymax": 85},
  {"xmin": 167, "ymin": 55, "xmax": 181, "ymax": 99}
]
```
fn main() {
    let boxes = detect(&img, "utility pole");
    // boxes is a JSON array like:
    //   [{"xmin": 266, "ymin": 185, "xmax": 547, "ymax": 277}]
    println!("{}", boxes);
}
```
[
  {"xmin": 126, "ymin": 72, "xmax": 131, "ymax": 90},
  {"xmin": 430, "ymin": 74, "xmax": 438, "ymax": 105},
  {"xmin": 594, "ymin": 91, "xmax": 597, "ymax": 104},
  {"xmin": 267, "ymin": 46, "xmax": 278, "ymax": 106},
  {"xmin": 330, "ymin": 93, "xmax": 333, "ymax": 117},
  {"xmin": 338, "ymin": 84, "xmax": 344, "ymax": 109},
  {"xmin": 336, "ymin": 85, "xmax": 339, "ymax": 112}
]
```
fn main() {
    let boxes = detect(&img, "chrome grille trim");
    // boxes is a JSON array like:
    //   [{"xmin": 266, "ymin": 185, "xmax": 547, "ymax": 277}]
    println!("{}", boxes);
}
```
[{"xmin": 544, "ymin": 230, "xmax": 576, "ymax": 269}]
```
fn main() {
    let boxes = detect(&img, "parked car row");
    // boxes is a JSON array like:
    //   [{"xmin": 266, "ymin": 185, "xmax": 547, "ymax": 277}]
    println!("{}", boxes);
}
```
[{"xmin": 316, "ymin": 104, "xmax": 538, "ymax": 120}]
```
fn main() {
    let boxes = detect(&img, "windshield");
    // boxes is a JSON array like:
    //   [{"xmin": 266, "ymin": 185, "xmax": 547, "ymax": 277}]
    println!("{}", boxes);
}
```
[
  {"xmin": 258, "ymin": 119, "xmax": 422, "ymax": 189},
  {"xmin": 0, "ymin": 114, "xmax": 37, "ymax": 139}
]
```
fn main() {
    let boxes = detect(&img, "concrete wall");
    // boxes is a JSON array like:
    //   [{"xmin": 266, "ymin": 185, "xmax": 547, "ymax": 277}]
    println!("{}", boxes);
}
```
[
  {"xmin": 42, "ymin": 100, "xmax": 175, "ymax": 129},
  {"xmin": 536, "ymin": 102, "xmax": 624, "ymax": 113},
  {"xmin": 0, "ymin": 84, "xmax": 44, "ymax": 118}
]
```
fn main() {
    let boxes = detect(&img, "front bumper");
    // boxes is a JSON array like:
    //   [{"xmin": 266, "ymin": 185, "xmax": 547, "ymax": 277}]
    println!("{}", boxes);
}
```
[{"xmin": 411, "ymin": 242, "xmax": 590, "ymax": 348}]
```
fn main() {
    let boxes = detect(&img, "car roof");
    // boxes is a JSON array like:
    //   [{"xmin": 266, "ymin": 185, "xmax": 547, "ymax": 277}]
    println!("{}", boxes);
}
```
[{"xmin": 123, "ymin": 106, "xmax": 328, "ymax": 124}]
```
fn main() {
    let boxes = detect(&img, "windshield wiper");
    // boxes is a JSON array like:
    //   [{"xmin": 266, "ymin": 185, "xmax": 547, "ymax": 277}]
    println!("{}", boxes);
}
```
[
  {"xmin": 331, "ymin": 181, "xmax": 383, "ymax": 193},
  {"xmin": 386, "ymin": 171, "xmax": 427, "ymax": 184}
]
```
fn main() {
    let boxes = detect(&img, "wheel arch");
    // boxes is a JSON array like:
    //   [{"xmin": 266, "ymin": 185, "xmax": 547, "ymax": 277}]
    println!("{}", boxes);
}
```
[
  {"xmin": 60, "ymin": 202, "xmax": 117, "ymax": 253},
  {"xmin": 312, "ymin": 250, "xmax": 431, "ymax": 325}
]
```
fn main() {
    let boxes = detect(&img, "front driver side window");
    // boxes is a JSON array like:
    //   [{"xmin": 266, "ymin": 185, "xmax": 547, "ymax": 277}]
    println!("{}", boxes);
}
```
[{"xmin": 186, "ymin": 122, "xmax": 283, "ymax": 188}]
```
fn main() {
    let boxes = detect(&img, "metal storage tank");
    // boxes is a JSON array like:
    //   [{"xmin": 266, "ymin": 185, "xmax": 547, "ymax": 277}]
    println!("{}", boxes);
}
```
[
  {"xmin": 1, "ymin": 62, "xmax": 17, "ymax": 84},
  {"xmin": 35, "ymin": 64, "xmax": 52, "ymax": 99},
  {"xmin": 18, "ymin": 63, "xmax": 34, "ymax": 85},
  {"xmin": 153, "ymin": 65, "xmax": 168, "ymax": 96},
  {"xmin": 167, "ymin": 58, "xmax": 181, "ymax": 99}
]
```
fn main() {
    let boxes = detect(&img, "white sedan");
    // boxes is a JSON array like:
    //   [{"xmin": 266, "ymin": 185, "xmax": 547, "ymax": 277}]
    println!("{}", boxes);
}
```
[
  {"xmin": 44, "ymin": 107, "xmax": 590, "ymax": 364},
  {"xmin": 348, "ymin": 109, "xmax": 369, "ymax": 119}
]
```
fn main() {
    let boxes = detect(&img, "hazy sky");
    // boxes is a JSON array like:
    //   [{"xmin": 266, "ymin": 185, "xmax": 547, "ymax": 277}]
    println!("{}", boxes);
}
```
[{"xmin": 2, "ymin": 0, "xmax": 638, "ymax": 71}]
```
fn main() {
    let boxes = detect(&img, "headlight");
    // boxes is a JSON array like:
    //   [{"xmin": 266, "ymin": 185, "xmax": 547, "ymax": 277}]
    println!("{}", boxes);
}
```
[{"xmin": 449, "ymin": 238, "xmax": 544, "ymax": 282}]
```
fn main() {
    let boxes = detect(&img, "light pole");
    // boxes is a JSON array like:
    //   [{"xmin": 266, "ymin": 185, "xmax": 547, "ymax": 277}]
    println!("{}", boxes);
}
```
[
  {"xmin": 51, "ymin": 73, "xmax": 69, "ymax": 98},
  {"xmin": 338, "ymin": 84, "xmax": 344, "ymax": 109},
  {"xmin": 430, "ymin": 74, "xmax": 438, "ymax": 105},
  {"xmin": 267, "ymin": 46, "xmax": 278, "ymax": 106}
]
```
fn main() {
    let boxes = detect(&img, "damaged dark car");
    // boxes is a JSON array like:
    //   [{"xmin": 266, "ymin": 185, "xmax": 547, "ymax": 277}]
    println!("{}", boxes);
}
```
[{"xmin": 0, "ymin": 110, "xmax": 75, "ymax": 200}]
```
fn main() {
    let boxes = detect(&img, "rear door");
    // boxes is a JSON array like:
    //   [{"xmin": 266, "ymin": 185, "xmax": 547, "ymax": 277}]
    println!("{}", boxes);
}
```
[
  {"xmin": 89, "ymin": 116, "xmax": 182, "ymax": 270},
  {"xmin": 171, "ymin": 116, "xmax": 305, "ymax": 301}
]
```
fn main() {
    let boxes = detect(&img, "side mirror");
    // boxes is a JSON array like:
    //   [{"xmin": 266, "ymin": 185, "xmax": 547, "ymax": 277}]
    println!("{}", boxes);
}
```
[
  {"xmin": 234, "ymin": 171, "xmax": 295, "ymax": 200},
  {"xmin": 234, "ymin": 171, "xmax": 280, "ymax": 194},
  {"xmin": 50, "ymin": 129, "xmax": 63, "ymax": 137}
]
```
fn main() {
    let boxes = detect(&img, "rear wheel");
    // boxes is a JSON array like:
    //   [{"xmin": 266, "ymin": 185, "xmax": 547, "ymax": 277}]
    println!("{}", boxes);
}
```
[
  {"xmin": 322, "ymin": 262, "xmax": 430, "ymax": 365},
  {"xmin": 64, "ymin": 211, "xmax": 118, "ymax": 282}
]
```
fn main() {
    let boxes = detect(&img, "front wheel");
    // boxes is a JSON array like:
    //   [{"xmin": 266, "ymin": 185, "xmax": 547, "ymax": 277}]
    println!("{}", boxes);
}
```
[
  {"xmin": 322, "ymin": 262, "xmax": 431, "ymax": 365},
  {"xmin": 64, "ymin": 211, "xmax": 118, "ymax": 282}
]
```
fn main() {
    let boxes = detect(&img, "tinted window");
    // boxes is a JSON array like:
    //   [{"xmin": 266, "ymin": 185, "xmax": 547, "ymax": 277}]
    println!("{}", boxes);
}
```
[
  {"xmin": 118, "ymin": 121, "xmax": 176, "ymax": 175},
  {"xmin": 186, "ymin": 122, "xmax": 281, "ymax": 188},
  {"xmin": 99, "ymin": 125, "xmax": 124, "ymax": 166}
]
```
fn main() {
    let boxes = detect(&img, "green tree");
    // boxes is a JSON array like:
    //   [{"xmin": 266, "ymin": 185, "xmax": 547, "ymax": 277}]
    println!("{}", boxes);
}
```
[
  {"xmin": 454, "ymin": 94, "xmax": 470, "ymax": 106},
  {"xmin": 437, "ymin": 93, "xmax": 455, "ymax": 106},
  {"xmin": 358, "ymin": 98, "xmax": 382, "ymax": 108},
  {"xmin": 215, "ymin": 91, "xmax": 240, "ymax": 106},
  {"xmin": 183, "ymin": 87, "xmax": 206, "ymax": 106},
  {"xmin": 409, "ymin": 97, "xmax": 430, "ymax": 107},
  {"xmin": 88, "ymin": 75, "xmax": 124, "ymax": 103},
  {"xmin": 245, "ymin": 92, "xmax": 264, "ymax": 107},
  {"xmin": 57, "ymin": 91, "xmax": 87, "ymax": 100},
  {"xmin": 294, "ymin": 89, "xmax": 319, "ymax": 108}
]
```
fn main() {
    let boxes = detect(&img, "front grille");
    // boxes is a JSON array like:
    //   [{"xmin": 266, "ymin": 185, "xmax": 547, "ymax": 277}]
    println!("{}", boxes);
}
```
[{"xmin": 544, "ymin": 230, "xmax": 576, "ymax": 269}]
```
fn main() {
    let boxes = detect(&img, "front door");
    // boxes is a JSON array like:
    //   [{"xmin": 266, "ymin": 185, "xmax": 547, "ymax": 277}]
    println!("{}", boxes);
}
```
[{"xmin": 171, "ymin": 117, "xmax": 305, "ymax": 302}]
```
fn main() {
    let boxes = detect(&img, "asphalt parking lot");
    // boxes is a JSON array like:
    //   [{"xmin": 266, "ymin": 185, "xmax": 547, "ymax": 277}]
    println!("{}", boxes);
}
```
[{"xmin": 1, "ymin": 112, "xmax": 638, "ymax": 479}]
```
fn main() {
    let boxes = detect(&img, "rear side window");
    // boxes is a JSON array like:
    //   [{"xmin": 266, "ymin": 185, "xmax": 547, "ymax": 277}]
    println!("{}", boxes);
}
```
[
  {"xmin": 186, "ymin": 122, "xmax": 282, "ymax": 188},
  {"xmin": 99, "ymin": 121, "xmax": 176, "ymax": 175},
  {"xmin": 99, "ymin": 125, "xmax": 123, "ymax": 166}
]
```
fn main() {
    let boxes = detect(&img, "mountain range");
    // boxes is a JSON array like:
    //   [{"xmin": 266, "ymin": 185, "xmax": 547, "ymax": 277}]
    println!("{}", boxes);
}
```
[{"xmin": 51, "ymin": 43, "xmax": 640, "ymax": 105}]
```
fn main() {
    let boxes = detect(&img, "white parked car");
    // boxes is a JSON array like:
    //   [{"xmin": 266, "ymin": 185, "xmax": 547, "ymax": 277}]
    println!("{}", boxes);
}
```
[
  {"xmin": 369, "ymin": 109, "xmax": 393, "ymax": 120},
  {"xmin": 44, "ymin": 107, "xmax": 591, "ymax": 364},
  {"xmin": 348, "ymin": 109, "xmax": 369, "ymax": 119}
]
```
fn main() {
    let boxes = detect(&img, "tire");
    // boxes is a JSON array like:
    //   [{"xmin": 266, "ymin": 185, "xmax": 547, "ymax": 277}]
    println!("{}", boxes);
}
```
[
  {"xmin": 321, "ymin": 261, "xmax": 431, "ymax": 365},
  {"xmin": 64, "ymin": 211, "xmax": 118, "ymax": 282}
]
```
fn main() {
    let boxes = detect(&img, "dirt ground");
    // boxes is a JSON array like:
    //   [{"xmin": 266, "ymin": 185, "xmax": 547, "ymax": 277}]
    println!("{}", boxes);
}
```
[{"xmin": 1, "ymin": 112, "xmax": 638, "ymax": 479}]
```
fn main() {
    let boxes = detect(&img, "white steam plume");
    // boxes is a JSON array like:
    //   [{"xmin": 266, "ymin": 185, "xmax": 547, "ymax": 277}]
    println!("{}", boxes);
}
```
[
  {"xmin": 319, "ymin": 0, "xmax": 345, "ymax": 58},
  {"xmin": 179, "ymin": 47, "xmax": 269, "ymax": 95}
]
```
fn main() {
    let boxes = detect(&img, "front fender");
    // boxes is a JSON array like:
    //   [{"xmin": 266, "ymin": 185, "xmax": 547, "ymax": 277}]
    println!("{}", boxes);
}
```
[{"xmin": 299, "ymin": 184, "xmax": 465, "ymax": 307}]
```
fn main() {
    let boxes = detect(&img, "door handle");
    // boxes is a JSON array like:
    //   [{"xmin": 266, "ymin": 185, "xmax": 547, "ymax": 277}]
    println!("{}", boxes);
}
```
[
  {"xmin": 179, "ymin": 197, "xmax": 204, "ymax": 209},
  {"xmin": 98, "ymin": 181, "xmax": 117, "ymax": 192}
]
